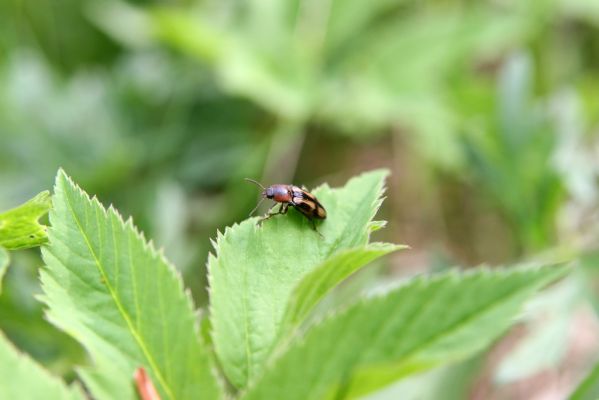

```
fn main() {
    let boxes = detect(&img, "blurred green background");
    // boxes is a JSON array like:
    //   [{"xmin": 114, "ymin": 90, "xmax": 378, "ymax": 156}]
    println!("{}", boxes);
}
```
[{"xmin": 2, "ymin": 0, "xmax": 599, "ymax": 398}]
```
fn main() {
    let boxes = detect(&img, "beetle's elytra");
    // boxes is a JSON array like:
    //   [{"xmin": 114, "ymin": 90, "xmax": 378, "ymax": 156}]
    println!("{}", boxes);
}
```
[{"xmin": 245, "ymin": 178, "xmax": 326, "ymax": 234}]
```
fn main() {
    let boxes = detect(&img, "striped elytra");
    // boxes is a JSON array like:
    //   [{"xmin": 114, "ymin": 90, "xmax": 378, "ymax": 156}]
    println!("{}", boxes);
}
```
[{"xmin": 245, "ymin": 179, "xmax": 327, "ymax": 235}]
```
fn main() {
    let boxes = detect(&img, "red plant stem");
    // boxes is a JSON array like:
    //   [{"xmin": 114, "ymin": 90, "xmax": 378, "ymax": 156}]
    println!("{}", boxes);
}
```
[{"xmin": 134, "ymin": 367, "xmax": 161, "ymax": 400}]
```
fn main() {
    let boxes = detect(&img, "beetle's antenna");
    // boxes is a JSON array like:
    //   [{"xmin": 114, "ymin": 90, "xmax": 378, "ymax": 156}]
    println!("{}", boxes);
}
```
[
  {"xmin": 245, "ymin": 178, "xmax": 267, "ymax": 216},
  {"xmin": 248, "ymin": 197, "xmax": 266, "ymax": 216},
  {"xmin": 244, "ymin": 178, "xmax": 266, "ymax": 190}
]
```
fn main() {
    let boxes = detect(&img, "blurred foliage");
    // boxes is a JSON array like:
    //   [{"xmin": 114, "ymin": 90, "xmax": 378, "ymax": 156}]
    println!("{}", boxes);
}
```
[
  {"xmin": 1, "ymin": 0, "xmax": 599, "ymax": 397},
  {"xmin": 0, "ymin": 191, "xmax": 51, "ymax": 250},
  {"xmin": 0, "ymin": 248, "xmax": 8, "ymax": 294},
  {"xmin": 459, "ymin": 53, "xmax": 565, "ymax": 253},
  {"xmin": 0, "ymin": 251, "xmax": 85, "ymax": 381}
]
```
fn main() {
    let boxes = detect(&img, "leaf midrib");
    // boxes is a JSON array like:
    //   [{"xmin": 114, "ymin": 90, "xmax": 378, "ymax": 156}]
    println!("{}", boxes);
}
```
[
  {"xmin": 344, "ymin": 270, "xmax": 563, "ymax": 397},
  {"xmin": 323, "ymin": 180, "xmax": 379, "ymax": 259},
  {"xmin": 242, "ymin": 236, "xmax": 253, "ymax": 386},
  {"xmin": 246, "ymin": 270, "xmax": 562, "ymax": 399},
  {"xmin": 62, "ymin": 188, "xmax": 175, "ymax": 400},
  {"xmin": 388, "ymin": 272, "xmax": 557, "ymax": 364}
]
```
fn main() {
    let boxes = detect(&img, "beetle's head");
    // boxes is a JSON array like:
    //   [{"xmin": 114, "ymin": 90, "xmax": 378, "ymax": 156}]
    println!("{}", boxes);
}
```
[{"xmin": 264, "ymin": 187, "xmax": 274, "ymax": 199}]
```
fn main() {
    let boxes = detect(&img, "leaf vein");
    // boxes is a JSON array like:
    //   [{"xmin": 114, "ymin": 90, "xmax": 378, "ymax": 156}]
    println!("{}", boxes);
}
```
[{"xmin": 62, "ymin": 188, "xmax": 175, "ymax": 400}]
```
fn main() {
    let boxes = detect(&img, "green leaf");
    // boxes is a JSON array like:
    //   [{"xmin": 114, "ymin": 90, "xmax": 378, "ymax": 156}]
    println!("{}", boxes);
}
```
[
  {"xmin": 150, "ymin": 9, "xmax": 311, "ymax": 120},
  {"xmin": 495, "ymin": 276, "xmax": 579, "ymax": 383},
  {"xmin": 208, "ymin": 170, "xmax": 389, "ymax": 388},
  {"xmin": 0, "ymin": 331, "xmax": 85, "ymax": 400},
  {"xmin": 325, "ymin": 0, "xmax": 404, "ymax": 52},
  {"xmin": 0, "ymin": 247, "xmax": 8, "ymax": 293},
  {"xmin": 570, "ymin": 360, "xmax": 599, "ymax": 400},
  {"xmin": 278, "ymin": 243, "xmax": 407, "ymax": 340},
  {"xmin": 0, "ymin": 191, "xmax": 51, "ymax": 250},
  {"xmin": 40, "ymin": 170, "xmax": 221, "ymax": 400},
  {"xmin": 363, "ymin": 356, "xmax": 483, "ymax": 400},
  {"xmin": 242, "ymin": 266, "xmax": 568, "ymax": 400}
]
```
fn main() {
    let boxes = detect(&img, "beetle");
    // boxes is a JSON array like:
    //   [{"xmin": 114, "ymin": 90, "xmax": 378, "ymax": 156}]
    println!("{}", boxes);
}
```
[{"xmin": 245, "ymin": 178, "xmax": 326, "ymax": 234}]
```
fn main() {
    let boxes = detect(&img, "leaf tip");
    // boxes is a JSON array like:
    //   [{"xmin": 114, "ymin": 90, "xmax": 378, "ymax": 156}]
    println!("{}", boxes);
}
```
[{"xmin": 54, "ymin": 168, "xmax": 72, "ymax": 190}]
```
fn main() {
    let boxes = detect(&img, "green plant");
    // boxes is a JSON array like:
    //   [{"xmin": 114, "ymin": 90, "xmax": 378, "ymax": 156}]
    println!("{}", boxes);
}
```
[
  {"xmin": 0, "ymin": 191, "xmax": 51, "ymax": 291},
  {"xmin": 93, "ymin": 0, "xmax": 538, "ymax": 170},
  {"xmin": 0, "ymin": 169, "xmax": 567, "ymax": 399},
  {"xmin": 459, "ymin": 53, "xmax": 564, "ymax": 254}
]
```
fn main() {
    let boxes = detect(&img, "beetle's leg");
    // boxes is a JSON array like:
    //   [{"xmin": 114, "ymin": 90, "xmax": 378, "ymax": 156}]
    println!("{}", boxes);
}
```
[
  {"xmin": 309, "ymin": 218, "xmax": 324, "ymax": 238},
  {"xmin": 257, "ymin": 203, "xmax": 278, "ymax": 225},
  {"xmin": 258, "ymin": 203, "xmax": 286, "ymax": 225}
]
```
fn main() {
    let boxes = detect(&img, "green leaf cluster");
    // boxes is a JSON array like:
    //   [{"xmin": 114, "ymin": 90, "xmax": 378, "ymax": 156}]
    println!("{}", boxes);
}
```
[
  {"xmin": 208, "ymin": 170, "xmax": 397, "ymax": 388},
  {"xmin": 206, "ymin": 169, "xmax": 566, "ymax": 397},
  {"xmin": 0, "ymin": 169, "xmax": 568, "ymax": 399},
  {"xmin": 242, "ymin": 266, "xmax": 566, "ymax": 399},
  {"xmin": 90, "ymin": 0, "xmax": 542, "ymax": 170}
]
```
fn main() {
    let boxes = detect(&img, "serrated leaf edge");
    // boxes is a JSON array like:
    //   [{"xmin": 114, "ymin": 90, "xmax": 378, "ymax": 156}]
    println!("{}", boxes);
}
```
[
  {"xmin": 241, "ymin": 265, "xmax": 568, "ymax": 397},
  {"xmin": 47, "ymin": 170, "xmax": 214, "ymax": 399},
  {"xmin": 206, "ymin": 170, "xmax": 390, "ymax": 389},
  {"xmin": 279, "ymin": 242, "xmax": 406, "ymax": 336}
]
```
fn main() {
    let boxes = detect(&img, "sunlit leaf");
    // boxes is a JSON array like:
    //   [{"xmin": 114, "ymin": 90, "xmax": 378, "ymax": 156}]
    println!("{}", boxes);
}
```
[
  {"xmin": 0, "ymin": 191, "xmax": 51, "ymax": 250},
  {"xmin": 278, "ymin": 242, "xmax": 406, "ymax": 340},
  {"xmin": 243, "ymin": 266, "xmax": 568, "ymax": 400},
  {"xmin": 208, "ymin": 170, "xmax": 390, "ymax": 388},
  {"xmin": 40, "ymin": 170, "xmax": 221, "ymax": 400}
]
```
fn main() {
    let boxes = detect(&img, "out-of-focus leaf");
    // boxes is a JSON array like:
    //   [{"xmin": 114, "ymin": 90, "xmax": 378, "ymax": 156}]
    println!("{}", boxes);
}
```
[
  {"xmin": 364, "ymin": 356, "xmax": 482, "ymax": 400},
  {"xmin": 242, "ymin": 266, "xmax": 568, "ymax": 400},
  {"xmin": 145, "ymin": 1, "xmax": 536, "ymax": 168},
  {"xmin": 0, "ymin": 250, "xmax": 86, "ymax": 379},
  {"xmin": 463, "ymin": 53, "xmax": 564, "ymax": 252},
  {"xmin": 150, "ymin": 9, "xmax": 311, "ymax": 120},
  {"xmin": 0, "ymin": 53, "xmax": 135, "ymax": 198},
  {"xmin": 208, "ymin": 170, "xmax": 389, "ymax": 388},
  {"xmin": 0, "ymin": 191, "xmax": 51, "ymax": 250},
  {"xmin": 0, "ymin": 0, "xmax": 116, "ymax": 70},
  {"xmin": 86, "ymin": 0, "xmax": 153, "ymax": 48},
  {"xmin": 0, "ymin": 332, "xmax": 85, "ymax": 400},
  {"xmin": 315, "ymin": 7, "xmax": 532, "ymax": 169},
  {"xmin": 558, "ymin": 0, "xmax": 599, "ymax": 25},
  {"xmin": 495, "ymin": 275, "xmax": 579, "ymax": 383},
  {"xmin": 150, "ymin": 8, "xmax": 225, "ymax": 64},
  {"xmin": 570, "ymin": 360, "xmax": 599, "ymax": 400},
  {"xmin": 324, "ymin": 0, "xmax": 406, "ymax": 51},
  {"xmin": 0, "ymin": 247, "xmax": 8, "ymax": 292},
  {"xmin": 40, "ymin": 170, "xmax": 221, "ymax": 400},
  {"xmin": 577, "ymin": 251, "xmax": 599, "ymax": 316}
]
